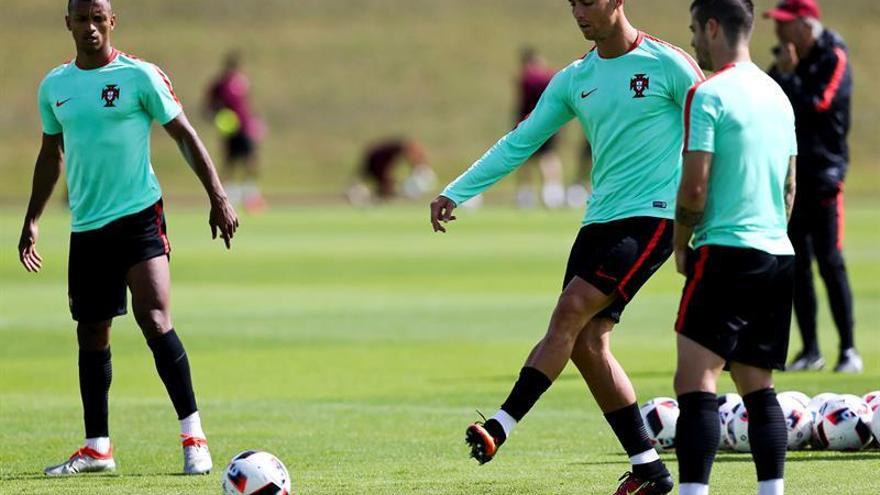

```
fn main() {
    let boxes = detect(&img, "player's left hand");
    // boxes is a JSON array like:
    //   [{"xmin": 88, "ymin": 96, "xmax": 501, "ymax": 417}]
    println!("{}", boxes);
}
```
[
  {"xmin": 674, "ymin": 248, "xmax": 689, "ymax": 276},
  {"xmin": 209, "ymin": 197, "xmax": 239, "ymax": 249},
  {"xmin": 18, "ymin": 220, "xmax": 43, "ymax": 273}
]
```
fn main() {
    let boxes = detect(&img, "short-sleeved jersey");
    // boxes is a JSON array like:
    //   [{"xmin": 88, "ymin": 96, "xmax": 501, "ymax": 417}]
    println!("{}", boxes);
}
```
[
  {"xmin": 442, "ymin": 33, "xmax": 704, "ymax": 225},
  {"xmin": 685, "ymin": 62, "xmax": 797, "ymax": 255},
  {"xmin": 38, "ymin": 50, "xmax": 182, "ymax": 232}
]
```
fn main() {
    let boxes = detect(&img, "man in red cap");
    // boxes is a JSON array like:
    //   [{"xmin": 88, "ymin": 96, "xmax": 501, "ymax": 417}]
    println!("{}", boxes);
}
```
[{"xmin": 764, "ymin": 0, "xmax": 861, "ymax": 373}]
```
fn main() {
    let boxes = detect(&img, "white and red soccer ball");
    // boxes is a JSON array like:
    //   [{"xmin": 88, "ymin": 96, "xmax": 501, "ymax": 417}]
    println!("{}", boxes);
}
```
[
  {"xmin": 722, "ymin": 402, "xmax": 751, "ymax": 452},
  {"xmin": 222, "ymin": 450, "xmax": 292, "ymax": 495},
  {"xmin": 776, "ymin": 393, "xmax": 812, "ymax": 450},
  {"xmin": 640, "ymin": 397, "xmax": 679, "ymax": 452},
  {"xmin": 717, "ymin": 393, "xmax": 743, "ymax": 450},
  {"xmin": 813, "ymin": 396, "xmax": 874, "ymax": 451}
]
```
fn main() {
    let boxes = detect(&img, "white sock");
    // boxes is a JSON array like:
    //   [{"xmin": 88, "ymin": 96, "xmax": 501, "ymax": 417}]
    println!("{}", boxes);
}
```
[
  {"xmin": 566, "ymin": 184, "xmax": 589, "ymax": 208},
  {"xmin": 225, "ymin": 183, "xmax": 243, "ymax": 205},
  {"xmin": 85, "ymin": 437, "xmax": 111, "ymax": 455},
  {"xmin": 629, "ymin": 448, "xmax": 660, "ymax": 465},
  {"xmin": 180, "ymin": 411, "xmax": 206, "ymax": 439},
  {"xmin": 679, "ymin": 483, "xmax": 709, "ymax": 495},
  {"xmin": 541, "ymin": 183, "xmax": 566, "ymax": 209},
  {"xmin": 491, "ymin": 410, "xmax": 518, "ymax": 438},
  {"xmin": 758, "ymin": 479, "xmax": 784, "ymax": 495}
]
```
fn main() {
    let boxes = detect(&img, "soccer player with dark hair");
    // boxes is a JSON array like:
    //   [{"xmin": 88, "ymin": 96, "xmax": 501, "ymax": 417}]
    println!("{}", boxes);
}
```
[
  {"xmin": 429, "ymin": 1, "xmax": 704, "ymax": 493},
  {"xmin": 674, "ymin": 0, "xmax": 796, "ymax": 493},
  {"xmin": 764, "ymin": 0, "xmax": 860, "ymax": 373},
  {"xmin": 19, "ymin": 0, "xmax": 238, "ymax": 476}
]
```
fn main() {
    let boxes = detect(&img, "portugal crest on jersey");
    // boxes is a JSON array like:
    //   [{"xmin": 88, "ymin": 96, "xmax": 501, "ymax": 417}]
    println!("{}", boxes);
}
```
[
  {"xmin": 630, "ymin": 74, "xmax": 649, "ymax": 98},
  {"xmin": 101, "ymin": 84, "xmax": 120, "ymax": 107}
]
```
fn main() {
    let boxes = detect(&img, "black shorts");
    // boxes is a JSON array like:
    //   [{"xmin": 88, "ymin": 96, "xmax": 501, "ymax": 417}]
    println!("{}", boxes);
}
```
[
  {"xmin": 226, "ymin": 131, "xmax": 255, "ymax": 160},
  {"xmin": 68, "ymin": 200, "xmax": 171, "ymax": 323},
  {"xmin": 675, "ymin": 245, "xmax": 794, "ymax": 371},
  {"xmin": 563, "ymin": 217, "xmax": 673, "ymax": 322}
]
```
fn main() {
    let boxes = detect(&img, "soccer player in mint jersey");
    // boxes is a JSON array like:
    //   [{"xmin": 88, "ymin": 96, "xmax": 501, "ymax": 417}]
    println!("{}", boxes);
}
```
[
  {"xmin": 429, "ymin": 1, "xmax": 703, "ymax": 492},
  {"xmin": 674, "ymin": 1, "xmax": 797, "ymax": 494},
  {"xmin": 18, "ymin": 0, "xmax": 238, "ymax": 476}
]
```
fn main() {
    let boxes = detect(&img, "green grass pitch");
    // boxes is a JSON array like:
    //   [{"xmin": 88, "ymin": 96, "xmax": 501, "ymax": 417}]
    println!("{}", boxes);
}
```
[{"xmin": 1, "ymin": 202, "xmax": 878, "ymax": 494}]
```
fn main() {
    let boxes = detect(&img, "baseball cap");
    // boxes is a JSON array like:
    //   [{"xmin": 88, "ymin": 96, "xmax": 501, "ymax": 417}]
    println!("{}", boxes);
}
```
[{"xmin": 764, "ymin": 0, "xmax": 822, "ymax": 22}]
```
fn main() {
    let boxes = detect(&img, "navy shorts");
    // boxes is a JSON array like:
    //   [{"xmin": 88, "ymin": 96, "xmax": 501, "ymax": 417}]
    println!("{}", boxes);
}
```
[
  {"xmin": 675, "ymin": 245, "xmax": 794, "ymax": 371},
  {"xmin": 563, "ymin": 217, "xmax": 673, "ymax": 322},
  {"xmin": 68, "ymin": 200, "xmax": 171, "ymax": 322}
]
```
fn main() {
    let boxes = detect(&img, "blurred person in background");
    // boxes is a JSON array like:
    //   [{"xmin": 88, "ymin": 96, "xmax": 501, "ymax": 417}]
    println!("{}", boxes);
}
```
[
  {"xmin": 764, "ymin": 0, "xmax": 860, "ymax": 373},
  {"xmin": 206, "ymin": 51, "xmax": 268, "ymax": 213},
  {"xmin": 515, "ymin": 47, "xmax": 566, "ymax": 209},
  {"xmin": 346, "ymin": 137, "xmax": 437, "ymax": 205}
]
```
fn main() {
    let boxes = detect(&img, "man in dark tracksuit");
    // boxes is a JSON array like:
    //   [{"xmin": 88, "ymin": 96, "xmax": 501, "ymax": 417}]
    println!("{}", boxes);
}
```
[{"xmin": 765, "ymin": 0, "xmax": 861, "ymax": 373}]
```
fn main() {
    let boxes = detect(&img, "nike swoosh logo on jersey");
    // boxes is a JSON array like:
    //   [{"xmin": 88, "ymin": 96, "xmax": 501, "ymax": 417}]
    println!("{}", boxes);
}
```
[
  {"xmin": 55, "ymin": 98, "xmax": 72, "ymax": 107},
  {"xmin": 580, "ymin": 88, "xmax": 598, "ymax": 99}
]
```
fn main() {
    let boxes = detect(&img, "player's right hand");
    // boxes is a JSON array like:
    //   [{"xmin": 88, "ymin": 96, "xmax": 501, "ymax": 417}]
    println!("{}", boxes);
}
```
[
  {"xmin": 430, "ymin": 195, "xmax": 457, "ymax": 233},
  {"xmin": 18, "ymin": 221, "xmax": 43, "ymax": 273}
]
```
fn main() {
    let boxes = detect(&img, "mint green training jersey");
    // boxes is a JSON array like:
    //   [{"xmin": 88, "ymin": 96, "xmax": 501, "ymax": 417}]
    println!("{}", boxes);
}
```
[
  {"xmin": 685, "ymin": 62, "xmax": 797, "ymax": 256},
  {"xmin": 38, "ymin": 50, "xmax": 182, "ymax": 232},
  {"xmin": 442, "ymin": 33, "xmax": 705, "ymax": 225}
]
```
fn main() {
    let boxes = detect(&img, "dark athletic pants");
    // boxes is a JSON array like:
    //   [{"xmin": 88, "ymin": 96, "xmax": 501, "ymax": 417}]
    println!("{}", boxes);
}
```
[{"xmin": 787, "ymin": 188, "xmax": 855, "ymax": 355}]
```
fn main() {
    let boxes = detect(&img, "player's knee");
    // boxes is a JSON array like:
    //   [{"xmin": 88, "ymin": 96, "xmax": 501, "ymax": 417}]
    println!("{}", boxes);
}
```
[
  {"xmin": 77, "ymin": 321, "xmax": 111, "ymax": 350},
  {"xmin": 816, "ymin": 252, "xmax": 846, "ymax": 277},
  {"xmin": 133, "ymin": 308, "xmax": 171, "ymax": 338},
  {"xmin": 552, "ymin": 293, "xmax": 594, "ymax": 330}
]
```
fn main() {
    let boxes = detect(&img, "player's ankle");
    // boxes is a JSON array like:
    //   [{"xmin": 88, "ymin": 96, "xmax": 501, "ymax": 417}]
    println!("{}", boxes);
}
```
[{"xmin": 84, "ymin": 437, "xmax": 111, "ymax": 456}]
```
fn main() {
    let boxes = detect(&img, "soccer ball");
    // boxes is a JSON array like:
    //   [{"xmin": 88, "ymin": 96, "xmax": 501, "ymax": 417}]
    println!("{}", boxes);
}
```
[
  {"xmin": 221, "ymin": 451, "xmax": 292, "ymax": 495},
  {"xmin": 806, "ymin": 392, "xmax": 839, "ymax": 447},
  {"xmin": 717, "ymin": 393, "xmax": 742, "ymax": 450},
  {"xmin": 722, "ymin": 402, "xmax": 750, "ymax": 452},
  {"xmin": 776, "ymin": 394, "xmax": 812, "ymax": 450},
  {"xmin": 813, "ymin": 396, "xmax": 874, "ymax": 451},
  {"xmin": 778, "ymin": 391, "xmax": 810, "ymax": 409},
  {"xmin": 640, "ymin": 397, "xmax": 679, "ymax": 452}
]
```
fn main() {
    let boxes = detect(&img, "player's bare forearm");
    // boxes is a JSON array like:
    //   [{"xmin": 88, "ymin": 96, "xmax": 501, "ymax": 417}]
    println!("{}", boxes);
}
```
[
  {"xmin": 24, "ymin": 133, "xmax": 64, "ymax": 223},
  {"xmin": 164, "ymin": 112, "xmax": 239, "ymax": 248},
  {"xmin": 785, "ymin": 156, "xmax": 797, "ymax": 221},
  {"xmin": 674, "ymin": 151, "xmax": 712, "ymax": 272},
  {"xmin": 164, "ymin": 113, "xmax": 227, "ymax": 204}
]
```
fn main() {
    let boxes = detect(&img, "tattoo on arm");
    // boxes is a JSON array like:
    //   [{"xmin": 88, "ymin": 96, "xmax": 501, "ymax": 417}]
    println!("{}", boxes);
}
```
[{"xmin": 676, "ymin": 205, "xmax": 704, "ymax": 228}]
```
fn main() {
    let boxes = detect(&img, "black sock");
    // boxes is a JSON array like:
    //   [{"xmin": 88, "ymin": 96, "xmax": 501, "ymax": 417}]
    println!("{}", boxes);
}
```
[
  {"xmin": 497, "ymin": 366, "xmax": 552, "ymax": 427},
  {"xmin": 79, "ymin": 347, "xmax": 112, "ymax": 438},
  {"xmin": 676, "ymin": 391, "xmax": 719, "ymax": 485},
  {"xmin": 605, "ymin": 403, "xmax": 668, "ymax": 480},
  {"xmin": 743, "ymin": 388, "xmax": 786, "ymax": 481},
  {"xmin": 148, "ymin": 329, "xmax": 198, "ymax": 420}
]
